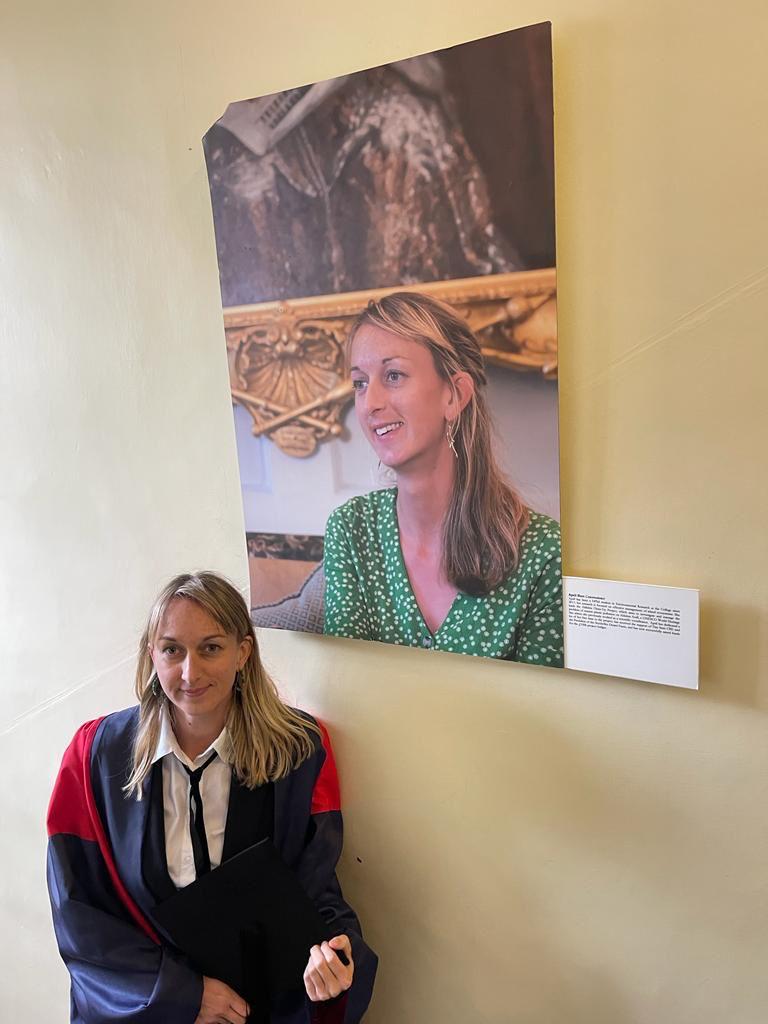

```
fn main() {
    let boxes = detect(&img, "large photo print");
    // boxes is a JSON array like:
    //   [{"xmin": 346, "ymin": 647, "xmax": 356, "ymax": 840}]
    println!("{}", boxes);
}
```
[{"xmin": 204, "ymin": 21, "xmax": 562, "ymax": 666}]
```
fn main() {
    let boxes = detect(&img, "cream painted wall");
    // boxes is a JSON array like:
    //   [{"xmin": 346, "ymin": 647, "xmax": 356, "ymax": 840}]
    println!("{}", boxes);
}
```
[{"xmin": 2, "ymin": 1, "xmax": 767, "ymax": 1022}]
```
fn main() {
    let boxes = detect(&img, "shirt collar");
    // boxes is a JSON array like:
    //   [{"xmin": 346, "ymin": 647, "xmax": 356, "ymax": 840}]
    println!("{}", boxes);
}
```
[{"xmin": 151, "ymin": 705, "xmax": 233, "ymax": 770}]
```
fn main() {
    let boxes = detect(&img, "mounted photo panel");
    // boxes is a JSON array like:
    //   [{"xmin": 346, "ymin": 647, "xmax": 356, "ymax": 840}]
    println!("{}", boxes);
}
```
[{"xmin": 204, "ymin": 21, "xmax": 563, "ymax": 667}]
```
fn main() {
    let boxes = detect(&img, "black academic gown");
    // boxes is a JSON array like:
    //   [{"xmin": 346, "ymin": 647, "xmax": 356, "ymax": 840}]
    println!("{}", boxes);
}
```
[{"xmin": 46, "ymin": 707, "xmax": 377, "ymax": 1024}]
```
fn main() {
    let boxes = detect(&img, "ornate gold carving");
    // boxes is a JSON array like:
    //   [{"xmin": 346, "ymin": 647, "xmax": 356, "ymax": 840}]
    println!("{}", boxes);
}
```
[{"xmin": 224, "ymin": 268, "xmax": 557, "ymax": 457}]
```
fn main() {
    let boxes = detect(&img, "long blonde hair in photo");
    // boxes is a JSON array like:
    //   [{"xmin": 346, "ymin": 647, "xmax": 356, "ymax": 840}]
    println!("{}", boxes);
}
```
[
  {"xmin": 349, "ymin": 291, "xmax": 530, "ymax": 596},
  {"xmin": 124, "ymin": 572, "xmax": 319, "ymax": 799}
]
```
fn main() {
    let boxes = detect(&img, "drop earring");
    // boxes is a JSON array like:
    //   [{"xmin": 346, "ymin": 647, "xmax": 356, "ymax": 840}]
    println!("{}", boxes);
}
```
[{"xmin": 446, "ymin": 420, "xmax": 459, "ymax": 458}]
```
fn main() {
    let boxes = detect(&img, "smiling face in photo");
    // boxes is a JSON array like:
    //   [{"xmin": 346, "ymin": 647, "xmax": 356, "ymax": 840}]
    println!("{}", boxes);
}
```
[
  {"xmin": 149, "ymin": 597, "xmax": 252, "ymax": 730},
  {"xmin": 350, "ymin": 324, "xmax": 457, "ymax": 474}
]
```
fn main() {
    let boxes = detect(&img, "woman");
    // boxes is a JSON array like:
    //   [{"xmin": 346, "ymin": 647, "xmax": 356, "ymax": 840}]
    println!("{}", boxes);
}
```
[
  {"xmin": 47, "ymin": 572, "xmax": 377, "ymax": 1023},
  {"xmin": 323, "ymin": 291, "xmax": 563, "ymax": 666}
]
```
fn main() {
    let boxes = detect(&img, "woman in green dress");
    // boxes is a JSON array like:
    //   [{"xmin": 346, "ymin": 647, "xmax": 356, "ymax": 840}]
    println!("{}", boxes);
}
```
[{"xmin": 323, "ymin": 291, "xmax": 563, "ymax": 666}]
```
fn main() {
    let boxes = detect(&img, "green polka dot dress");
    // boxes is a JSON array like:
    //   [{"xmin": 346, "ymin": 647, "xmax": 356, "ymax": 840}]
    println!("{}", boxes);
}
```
[{"xmin": 323, "ymin": 487, "xmax": 564, "ymax": 666}]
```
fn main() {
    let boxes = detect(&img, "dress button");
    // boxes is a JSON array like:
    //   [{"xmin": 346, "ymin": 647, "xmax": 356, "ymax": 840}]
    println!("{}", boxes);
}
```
[{"xmin": 422, "ymin": 635, "xmax": 433, "ymax": 648}]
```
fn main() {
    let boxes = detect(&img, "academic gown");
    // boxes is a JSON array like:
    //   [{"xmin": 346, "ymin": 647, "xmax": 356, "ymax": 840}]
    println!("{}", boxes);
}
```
[{"xmin": 46, "ymin": 707, "xmax": 377, "ymax": 1024}]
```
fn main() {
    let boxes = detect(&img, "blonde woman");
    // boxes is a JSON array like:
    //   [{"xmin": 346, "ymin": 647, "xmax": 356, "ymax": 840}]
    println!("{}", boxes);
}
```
[
  {"xmin": 323, "ymin": 292, "xmax": 563, "ymax": 666},
  {"xmin": 47, "ymin": 572, "xmax": 377, "ymax": 1024}
]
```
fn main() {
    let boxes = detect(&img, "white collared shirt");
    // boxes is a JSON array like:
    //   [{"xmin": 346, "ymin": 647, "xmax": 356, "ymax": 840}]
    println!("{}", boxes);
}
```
[{"xmin": 151, "ymin": 708, "xmax": 233, "ymax": 889}]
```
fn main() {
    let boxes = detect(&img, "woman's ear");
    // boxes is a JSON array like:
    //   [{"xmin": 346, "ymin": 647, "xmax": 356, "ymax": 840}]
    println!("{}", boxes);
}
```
[
  {"xmin": 448, "ymin": 372, "xmax": 475, "ymax": 418},
  {"xmin": 237, "ymin": 635, "xmax": 254, "ymax": 670}
]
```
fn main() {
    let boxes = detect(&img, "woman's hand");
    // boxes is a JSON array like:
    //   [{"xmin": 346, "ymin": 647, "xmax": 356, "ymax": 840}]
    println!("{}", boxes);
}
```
[
  {"xmin": 194, "ymin": 976, "xmax": 250, "ymax": 1024},
  {"xmin": 303, "ymin": 934, "xmax": 354, "ymax": 1001}
]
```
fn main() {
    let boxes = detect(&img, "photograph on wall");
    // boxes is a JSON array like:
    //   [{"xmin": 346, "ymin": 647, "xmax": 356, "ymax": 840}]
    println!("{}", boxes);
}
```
[{"xmin": 203, "ymin": 20, "xmax": 562, "ymax": 667}]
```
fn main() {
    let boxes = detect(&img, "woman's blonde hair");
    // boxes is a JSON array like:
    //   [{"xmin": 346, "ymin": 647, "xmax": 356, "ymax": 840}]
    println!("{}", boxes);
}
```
[
  {"xmin": 349, "ymin": 291, "xmax": 529, "ymax": 595},
  {"xmin": 124, "ymin": 571, "xmax": 319, "ymax": 799}
]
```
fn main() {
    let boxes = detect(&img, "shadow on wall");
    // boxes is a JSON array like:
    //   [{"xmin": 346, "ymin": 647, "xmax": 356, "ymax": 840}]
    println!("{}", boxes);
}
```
[{"xmin": 698, "ymin": 598, "xmax": 766, "ymax": 709}]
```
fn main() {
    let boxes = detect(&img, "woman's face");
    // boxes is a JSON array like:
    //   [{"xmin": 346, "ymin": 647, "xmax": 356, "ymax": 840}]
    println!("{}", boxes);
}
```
[
  {"xmin": 350, "ymin": 323, "xmax": 457, "ymax": 473},
  {"xmin": 149, "ymin": 598, "xmax": 252, "ymax": 728}
]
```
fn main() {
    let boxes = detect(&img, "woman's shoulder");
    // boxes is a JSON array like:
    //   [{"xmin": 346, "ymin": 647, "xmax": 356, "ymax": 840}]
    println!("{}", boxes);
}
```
[
  {"xmin": 79, "ymin": 706, "xmax": 140, "ymax": 764},
  {"xmin": 520, "ymin": 511, "xmax": 562, "ymax": 558},
  {"xmin": 289, "ymin": 705, "xmax": 319, "ymax": 734},
  {"xmin": 95, "ymin": 705, "xmax": 139, "ymax": 735},
  {"xmin": 325, "ymin": 487, "xmax": 396, "ymax": 530},
  {"xmin": 285, "ymin": 707, "xmax": 337, "ymax": 774},
  {"xmin": 287, "ymin": 710, "xmax": 341, "ymax": 808},
  {"xmin": 53, "ymin": 708, "xmax": 138, "ymax": 799}
]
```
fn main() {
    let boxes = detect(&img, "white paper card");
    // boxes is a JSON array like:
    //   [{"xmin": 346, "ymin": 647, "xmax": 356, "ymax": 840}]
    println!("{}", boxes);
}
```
[{"xmin": 563, "ymin": 577, "xmax": 699, "ymax": 689}]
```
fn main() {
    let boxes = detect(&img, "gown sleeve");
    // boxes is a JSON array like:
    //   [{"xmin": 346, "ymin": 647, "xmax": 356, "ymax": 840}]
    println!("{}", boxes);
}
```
[
  {"xmin": 322, "ymin": 506, "xmax": 373, "ymax": 642},
  {"xmin": 296, "ymin": 722, "xmax": 378, "ymax": 1024},
  {"xmin": 46, "ymin": 721, "xmax": 203, "ymax": 1024}
]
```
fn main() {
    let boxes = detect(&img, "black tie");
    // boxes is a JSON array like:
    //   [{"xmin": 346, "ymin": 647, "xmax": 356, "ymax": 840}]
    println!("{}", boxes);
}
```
[{"xmin": 182, "ymin": 751, "xmax": 218, "ymax": 877}]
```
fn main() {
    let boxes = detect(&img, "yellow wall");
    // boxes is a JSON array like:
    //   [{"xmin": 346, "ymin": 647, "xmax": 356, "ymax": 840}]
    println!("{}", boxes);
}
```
[{"xmin": 3, "ymin": 1, "xmax": 767, "ymax": 1021}]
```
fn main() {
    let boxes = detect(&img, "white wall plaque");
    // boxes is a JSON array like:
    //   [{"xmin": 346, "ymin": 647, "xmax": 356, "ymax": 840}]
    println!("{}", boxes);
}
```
[{"xmin": 563, "ymin": 577, "xmax": 699, "ymax": 689}]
